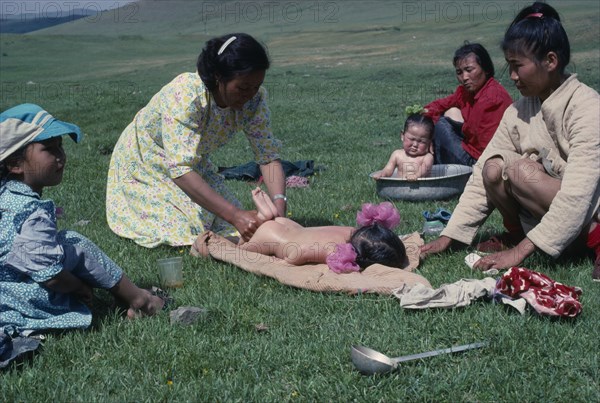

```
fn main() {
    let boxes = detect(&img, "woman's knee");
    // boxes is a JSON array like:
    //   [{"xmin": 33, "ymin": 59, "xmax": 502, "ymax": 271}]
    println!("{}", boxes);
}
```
[
  {"xmin": 505, "ymin": 159, "xmax": 545, "ymax": 190},
  {"xmin": 481, "ymin": 157, "xmax": 505, "ymax": 188},
  {"xmin": 443, "ymin": 107, "xmax": 464, "ymax": 122}
]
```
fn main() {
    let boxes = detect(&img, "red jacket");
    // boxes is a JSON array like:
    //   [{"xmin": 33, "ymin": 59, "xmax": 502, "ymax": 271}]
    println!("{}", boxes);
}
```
[{"xmin": 425, "ymin": 78, "xmax": 513, "ymax": 159}]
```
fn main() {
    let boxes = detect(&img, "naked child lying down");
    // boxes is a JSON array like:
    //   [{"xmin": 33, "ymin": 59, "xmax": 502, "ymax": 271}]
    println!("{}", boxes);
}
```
[{"xmin": 193, "ymin": 188, "xmax": 409, "ymax": 273}]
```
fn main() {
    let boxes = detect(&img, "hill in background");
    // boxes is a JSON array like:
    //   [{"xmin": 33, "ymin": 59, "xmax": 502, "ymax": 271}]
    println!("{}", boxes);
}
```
[
  {"xmin": 0, "ymin": 9, "xmax": 97, "ymax": 33},
  {"xmin": 25, "ymin": 0, "xmax": 599, "ymax": 70},
  {"xmin": 0, "ymin": 1, "xmax": 137, "ymax": 33},
  {"xmin": 0, "ymin": 0, "xmax": 597, "ymax": 95}
]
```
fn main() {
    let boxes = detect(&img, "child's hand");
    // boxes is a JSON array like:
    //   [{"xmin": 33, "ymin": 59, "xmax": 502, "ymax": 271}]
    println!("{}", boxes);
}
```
[
  {"xmin": 405, "ymin": 174, "xmax": 418, "ymax": 181},
  {"xmin": 373, "ymin": 170, "xmax": 389, "ymax": 179}
]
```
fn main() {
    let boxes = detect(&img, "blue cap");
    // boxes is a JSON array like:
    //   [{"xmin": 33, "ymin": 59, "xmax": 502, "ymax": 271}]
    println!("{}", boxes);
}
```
[{"xmin": 0, "ymin": 103, "xmax": 82, "ymax": 161}]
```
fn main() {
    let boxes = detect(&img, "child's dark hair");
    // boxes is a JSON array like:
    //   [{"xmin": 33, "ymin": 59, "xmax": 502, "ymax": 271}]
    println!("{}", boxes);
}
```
[
  {"xmin": 454, "ymin": 42, "xmax": 495, "ymax": 79},
  {"xmin": 403, "ymin": 113, "xmax": 434, "ymax": 139},
  {"xmin": 502, "ymin": 2, "xmax": 570, "ymax": 74},
  {"xmin": 350, "ymin": 223, "xmax": 407, "ymax": 269},
  {"xmin": 197, "ymin": 33, "xmax": 270, "ymax": 92},
  {"xmin": 0, "ymin": 146, "xmax": 27, "ymax": 180}
]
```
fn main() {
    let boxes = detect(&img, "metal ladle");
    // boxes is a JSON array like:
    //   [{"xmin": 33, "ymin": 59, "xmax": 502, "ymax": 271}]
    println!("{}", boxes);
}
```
[{"xmin": 351, "ymin": 341, "xmax": 488, "ymax": 375}]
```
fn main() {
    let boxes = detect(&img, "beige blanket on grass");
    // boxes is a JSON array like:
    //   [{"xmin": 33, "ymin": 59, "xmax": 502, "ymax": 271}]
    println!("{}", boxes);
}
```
[{"xmin": 205, "ymin": 232, "xmax": 431, "ymax": 294}]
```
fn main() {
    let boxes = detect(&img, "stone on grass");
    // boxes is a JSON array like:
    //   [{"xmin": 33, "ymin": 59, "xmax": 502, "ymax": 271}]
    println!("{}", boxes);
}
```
[{"xmin": 169, "ymin": 306, "xmax": 208, "ymax": 326}]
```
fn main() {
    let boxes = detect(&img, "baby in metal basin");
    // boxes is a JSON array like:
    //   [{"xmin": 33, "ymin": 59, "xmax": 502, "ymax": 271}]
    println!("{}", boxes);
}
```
[{"xmin": 373, "ymin": 113, "xmax": 435, "ymax": 180}]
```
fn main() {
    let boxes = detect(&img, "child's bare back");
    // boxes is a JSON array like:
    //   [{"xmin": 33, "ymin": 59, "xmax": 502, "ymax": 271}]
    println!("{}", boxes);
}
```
[
  {"xmin": 192, "ymin": 189, "xmax": 408, "ymax": 272},
  {"xmin": 241, "ymin": 218, "xmax": 354, "ymax": 264},
  {"xmin": 193, "ymin": 188, "xmax": 354, "ymax": 265}
]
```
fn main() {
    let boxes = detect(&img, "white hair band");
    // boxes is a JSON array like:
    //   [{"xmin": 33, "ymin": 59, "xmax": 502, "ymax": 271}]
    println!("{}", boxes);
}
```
[{"xmin": 218, "ymin": 36, "xmax": 237, "ymax": 55}]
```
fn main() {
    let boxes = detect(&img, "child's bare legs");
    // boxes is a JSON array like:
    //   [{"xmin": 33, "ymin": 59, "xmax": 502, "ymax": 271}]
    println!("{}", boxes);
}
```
[
  {"xmin": 109, "ymin": 275, "xmax": 165, "ymax": 319},
  {"xmin": 192, "ymin": 226, "xmax": 287, "ymax": 259},
  {"xmin": 251, "ymin": 187, "xmax": 278, "ymax": 222},
  {"xmin": 193, "ymin": 188, "xmax": 277, "ymax": 252}
]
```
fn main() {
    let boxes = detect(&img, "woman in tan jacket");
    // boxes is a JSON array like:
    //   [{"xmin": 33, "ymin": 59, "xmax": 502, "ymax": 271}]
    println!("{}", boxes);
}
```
[{"xmin": 421, "ymin": 2, "xmax": 600, "ymax": 280}]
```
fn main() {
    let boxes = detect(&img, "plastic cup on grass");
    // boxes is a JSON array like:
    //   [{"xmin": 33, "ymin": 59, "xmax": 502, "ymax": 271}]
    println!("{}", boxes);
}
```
[
  {"xmin": 422, "ymin": 220, "xmax": 445, "ymax": 237},
  {"xmin": 157, "ymin": 257, "xmax": 184, "ymax": 288}
]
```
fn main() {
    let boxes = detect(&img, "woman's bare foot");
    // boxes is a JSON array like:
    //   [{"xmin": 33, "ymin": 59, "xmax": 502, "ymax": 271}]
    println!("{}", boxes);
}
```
[
  {"xmin": 126, "ymin": 289, "xmax": 165, "ymax": 319},
  {"xmin": 252, "ymin": 187, "xmax": 278, "ymax": 222},
  {"xmin": 191, "ymin": 231, "xmax": 213, "ymax": 257}
]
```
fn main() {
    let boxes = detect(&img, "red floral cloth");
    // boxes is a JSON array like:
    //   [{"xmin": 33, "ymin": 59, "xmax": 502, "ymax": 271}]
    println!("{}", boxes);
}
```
[{"xmin": 495, "ymin": 267, "xmax": 582, "ymax": 317}]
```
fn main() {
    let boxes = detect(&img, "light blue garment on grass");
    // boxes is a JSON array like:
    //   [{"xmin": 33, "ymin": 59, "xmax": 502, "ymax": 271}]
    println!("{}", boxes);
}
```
[{"xmin": 0, "ymin": 180, "xmax": 123, "ymax": 335}]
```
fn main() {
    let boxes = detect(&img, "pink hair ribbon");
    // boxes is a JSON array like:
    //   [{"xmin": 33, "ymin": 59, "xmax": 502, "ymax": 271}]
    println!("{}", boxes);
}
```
[
  {"xmin": 326, "ymin": 243, "xmax": 360, "ymax": 273},
  {"xmin": 356, "ymin": 202, "xmax": 401, "ymax": 229},
  {"xmin": 526, "ymin": 12, "xmax": 543, "ymax": 18}
]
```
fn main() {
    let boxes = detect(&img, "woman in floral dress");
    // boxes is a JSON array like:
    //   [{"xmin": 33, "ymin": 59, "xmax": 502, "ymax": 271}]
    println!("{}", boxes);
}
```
[{"xmin": 107, "ymin": 33, "xmax": 286, "ymax": 248}]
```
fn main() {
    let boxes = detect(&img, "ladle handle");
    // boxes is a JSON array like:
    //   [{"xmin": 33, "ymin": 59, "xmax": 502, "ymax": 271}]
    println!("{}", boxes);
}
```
[{"xmin": 393, "ymin": 341, "xmax": 488, "ymax": 364}]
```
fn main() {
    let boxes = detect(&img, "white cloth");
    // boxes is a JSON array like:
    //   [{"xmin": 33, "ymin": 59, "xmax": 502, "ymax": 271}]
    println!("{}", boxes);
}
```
[
  {"xmin": 394, "ymin": 278, "xmax": 497, "ymax": 309},
  {"xmin": 393, "ymin": 277, "xmax": 527, "ymax": 314}
]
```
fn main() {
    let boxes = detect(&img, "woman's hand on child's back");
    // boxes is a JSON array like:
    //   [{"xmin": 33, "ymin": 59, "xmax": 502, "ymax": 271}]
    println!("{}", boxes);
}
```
[{"xmin": 231, "ymin": 209, "xmax": 261, "ymax": 242}]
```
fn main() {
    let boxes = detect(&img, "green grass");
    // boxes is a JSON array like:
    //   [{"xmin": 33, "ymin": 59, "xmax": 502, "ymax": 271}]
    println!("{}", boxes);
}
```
[{"xmin": 1, "ymin": 0, "xmax": 599, "ymax": 401}]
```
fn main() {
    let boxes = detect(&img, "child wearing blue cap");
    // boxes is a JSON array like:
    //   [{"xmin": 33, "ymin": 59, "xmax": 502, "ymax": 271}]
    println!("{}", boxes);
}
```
[{"xmin": 0, "ymin": 104, "xmax": 164, "ymax": 336}]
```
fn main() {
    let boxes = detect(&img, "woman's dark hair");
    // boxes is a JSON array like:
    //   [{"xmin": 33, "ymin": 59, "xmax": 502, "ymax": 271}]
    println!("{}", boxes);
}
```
[
  {"xmin": 403, "ymin": 113, "xmax": 434, "ymax": 139},
  {"xmin": 350, "ymin": 223, "xmax": 407, "ymax": 269},
  {"xmin": 453, "ymin": 42, "xmax": 495, "ymax": 79},
  {"xmin": 197, "ymin": 33, "xmax": 270, "ymax": 91},
  {"xmin": 502, "ymin": 2, "xmax": 570, "ymax": 73}
]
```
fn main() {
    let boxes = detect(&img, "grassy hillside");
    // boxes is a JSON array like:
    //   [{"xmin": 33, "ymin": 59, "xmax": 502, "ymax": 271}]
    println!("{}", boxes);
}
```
[
  {"xmin": 2, "ymin": 1, "xmax": 598, "ymax": 101},
  {"xmin": 2, "ymin": 1, "xmax": 598, "ymax": 130},
  {"xmin": 1, "ymin": 1, "xmax": 597, "ymax": 158},
  {"xmin": 1, "ymin": 1, "xmax": 599, "ymax": 401}
]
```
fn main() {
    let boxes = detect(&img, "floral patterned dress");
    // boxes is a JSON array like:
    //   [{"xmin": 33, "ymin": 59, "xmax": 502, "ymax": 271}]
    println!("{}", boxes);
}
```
[{"xmin": 106, "ymin": 73, "xmax": 281, "ymax": 247}]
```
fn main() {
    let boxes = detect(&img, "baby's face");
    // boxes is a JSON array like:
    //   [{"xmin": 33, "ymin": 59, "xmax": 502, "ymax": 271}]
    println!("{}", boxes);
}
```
[{"xmin": 402, "ymin": 124, "xmax": 431, "ymax": 157}]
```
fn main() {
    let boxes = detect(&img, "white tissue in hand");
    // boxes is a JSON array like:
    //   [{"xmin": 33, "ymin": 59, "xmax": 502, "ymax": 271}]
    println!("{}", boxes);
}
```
[
  {"xmin": 465, "ymin": 253, "xmax": 499, "ymax": 275},
  {"xmin": 465, "ymin": 253, "xmax": 482, "ymax": 269}
]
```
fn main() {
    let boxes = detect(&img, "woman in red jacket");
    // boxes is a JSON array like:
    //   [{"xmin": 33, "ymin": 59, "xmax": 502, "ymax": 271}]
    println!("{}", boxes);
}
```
[{"xmin": 425, "ymin": 43, "xmax": 512, "ymax": 166}]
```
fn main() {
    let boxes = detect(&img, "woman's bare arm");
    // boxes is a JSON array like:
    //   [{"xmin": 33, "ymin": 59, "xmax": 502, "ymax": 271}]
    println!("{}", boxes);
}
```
[
  {"xmin": 259, "ymin": 160, "xmax": 287, "ymax": 217},
  {"xmin": 173, "ymin": 171, "xmax": 259, "ymax": 240}
]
